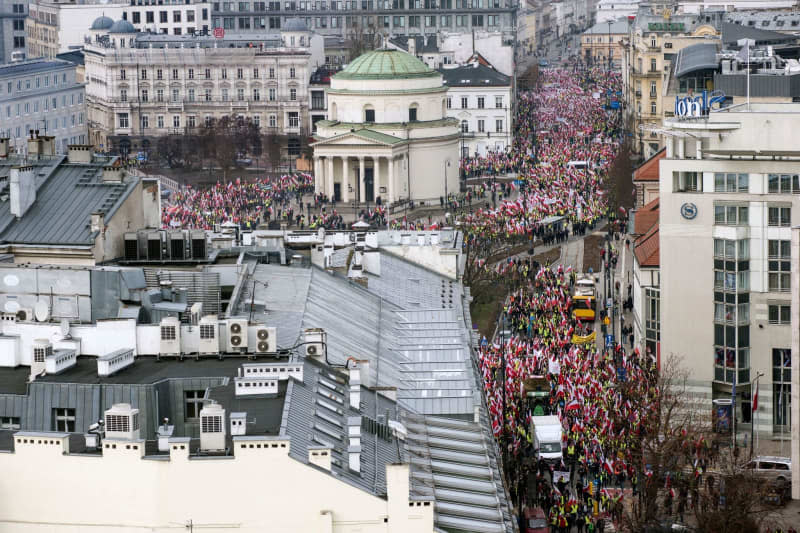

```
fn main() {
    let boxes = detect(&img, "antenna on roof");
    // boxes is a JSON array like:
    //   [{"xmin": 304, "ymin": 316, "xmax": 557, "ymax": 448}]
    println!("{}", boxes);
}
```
[{"xmin": 60, "ymin": 318, "xmax": 71, "ymax": 339}]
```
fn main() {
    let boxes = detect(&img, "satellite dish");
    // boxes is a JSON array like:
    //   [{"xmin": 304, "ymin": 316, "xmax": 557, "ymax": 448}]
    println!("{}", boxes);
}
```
[
  {"xmin": 60, "ymin": 319, "xmax": 71, "ymax": 337},
  {"xmin": 34, "ymin": 301, "xmax": 50, "ymax": 322}
]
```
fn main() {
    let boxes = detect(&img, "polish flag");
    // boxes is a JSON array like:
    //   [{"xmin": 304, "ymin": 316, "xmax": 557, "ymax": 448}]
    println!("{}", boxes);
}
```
[{"xmin": 752, "ymin": 381, "xmax": 759, "ymax": 412}]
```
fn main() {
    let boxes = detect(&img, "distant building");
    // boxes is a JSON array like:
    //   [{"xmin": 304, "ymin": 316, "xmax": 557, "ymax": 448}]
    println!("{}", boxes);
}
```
[
  {"xmin": 596, "ymin": 0, "xmax": 639, "ymax": 24},
  {"xmin": 26, "ymin": 0, "xmax": 214, "ymax": 59},
  {"xmin": 84, "ymin": 18, "xmax": 323, "ymax": 156},
  {"xmin": 0, "ymin": 58, "xmax": 87, "ymax": 155},
  {"xmin": 633, "ymin": 147, "xmax": 664, "ymax": 207},
  {"xmin": 0, "ymin": 138, "xmax": 160, "ymax": 265},
  {"xmin": 581, "ymin": 17, "xmax": 630, "ymax": 69},
  {"xmin": 440, "ymin": 61, "xmax": 513, "ymax": 158},
  {"xmin": 312, "ymin": 49, "xmax": 460, "ymax": 206},
  {"xmin": 388, "ymin": 31, "xmax": 515, "ymax": 77},
  {"xmin": 0, "ymin": 0, "xmax": 28, "ymax": 64},
  {"xmin": 631, "ymin": 196, "xmax": 660, "ymax": 358}
]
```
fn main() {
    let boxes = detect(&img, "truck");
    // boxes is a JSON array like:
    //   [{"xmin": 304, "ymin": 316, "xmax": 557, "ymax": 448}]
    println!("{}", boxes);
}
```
[
  {"xmin": 571, "ymin": 275, "xmax": 598, "ymax": 322},
  {"xmin": 531, "ymin": 415, "xmax": 563, "ymax": 463}
]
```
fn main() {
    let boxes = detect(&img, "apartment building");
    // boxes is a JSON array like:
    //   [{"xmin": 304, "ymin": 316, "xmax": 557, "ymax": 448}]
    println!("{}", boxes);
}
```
[
  {"xmin": 0, "ymin": 1, "xmax": 28, "ymax": 64},
  {"xmin": 581, "ymin": 17, "xmax": 629, "ymax": 69},
  {"xmin": 84, "ymin": 19, "xmax": 323, "ymax": 155},
  {"xmin": 659, "ymin": 103, "xmax": 799, "ymax": 446},
  {"xmin": 210, "ymin": 0, "xmax": 518, "ymax": 38},
  {"xmin": 0, "ymin": 58, "xmax": 87, "ymax": 155}
]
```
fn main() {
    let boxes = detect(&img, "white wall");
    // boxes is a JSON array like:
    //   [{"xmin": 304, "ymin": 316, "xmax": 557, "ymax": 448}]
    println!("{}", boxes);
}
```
[
  {"xmin": 439, "ymin": 32, "xmax": 514, "ymax": 77},
  {"xmin": 0, "ymin": 437, "xmax": 434, "ymax": 533}
]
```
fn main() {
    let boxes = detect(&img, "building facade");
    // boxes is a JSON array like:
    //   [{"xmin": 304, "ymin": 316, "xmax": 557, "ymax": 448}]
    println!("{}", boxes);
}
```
[
  {"xmin": 0, "ymin": 1, "xmax": 28, "ymax": 64},
  {"xmin": 84, "ymin": 20, "xmax": 322, "ymax": 155},
  {"xmin": 596, "ymin": 0, "xmax": 638, "ymax": 24},
  {"xmin": 312, "ymin": 49, "xmax": 460, "ymax": 206},
  {"xmin": 0, "ymin": 59, "xmax": 87, "ymax": 155},
  {"xmin": 581, "ymin": 17, "xmax": 629, "ymax": 69},
  {"xmin": 27, "ymin": 0, "xmax": 214, "ymax": 60},
  {"xmin": 622, "ymin": 7, "xmax": 720, "ymax": 159},
  {"xmin": 210, "ymin": 0, "xmax": 517, "ymax": 38},
  {"xmin": 441, "ymin": 62, "xmax": 512, "ymax": 158},
  {"xmin": 659, "ymin": 103, "xmax": 800, "ymax": 443}
]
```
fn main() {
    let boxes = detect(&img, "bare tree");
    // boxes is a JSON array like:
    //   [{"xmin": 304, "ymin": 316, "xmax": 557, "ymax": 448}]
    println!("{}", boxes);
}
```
[
  {"xmin": 346, "ymin": 19, "xmax": 378, "ymax": 59},
  {"xmin": 200, "ymin": 115, "xmax": 261, "ymax": 179}
]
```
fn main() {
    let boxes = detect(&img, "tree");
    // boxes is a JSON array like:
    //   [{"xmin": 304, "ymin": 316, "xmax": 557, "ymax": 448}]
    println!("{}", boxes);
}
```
[
  {"xmin": 155, "ymin": 135, "xmax": 184, "ymax": 168},
  {"xmin": 200, "ymin": 115, "xmax": 262, "ymax": 179},
  {"xmin": 346, "ymin": 19, "xmax": 378, "ymax": 59}
]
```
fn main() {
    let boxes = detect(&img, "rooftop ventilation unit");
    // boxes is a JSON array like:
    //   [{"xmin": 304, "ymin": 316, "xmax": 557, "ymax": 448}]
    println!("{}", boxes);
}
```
[
  {"xmin": 226, "ymin": 318, "xmax": 248, "ymax": 354},
  {"xmin": 15, "ymin": 308, "xmax": 34, "ymax": 322},
  {"xmin": 104, "ymin": 403, "xmax": 140, "ymax": 441},
  {"xmin": 199, "ymin": 403, "xmax": 226, "ymax": 452},
  {"xmin": 198, "ymin": 315, "xmax": 220, "ymax": 356},
  {"xmin": 45, "ymin": 349, "xmax": 77, "ymax": 375},
  {"xmin": 157, "ymin": 418, "xmax": 174, "ymax": 452},
  {"xmin": 30, "ymin": 339, "xmax": 52, "ymax": 379},
  {"xmin": 303, "ymin": 328, "xmax": 326, "ymax": 360},
  {"xmin": 159, "ymin": 317, "xmax": 181, "ymax": 357},
  {"xmin": 248, "ymin": 324, "xmax": 276, "ymax": 356},
  {"xmin": 97, "ymin": 348, "xmax": 135, "ymax": 377},
  {"xmin": 230, "ymin": 412, "xmax": 247, "ymax": 436}
]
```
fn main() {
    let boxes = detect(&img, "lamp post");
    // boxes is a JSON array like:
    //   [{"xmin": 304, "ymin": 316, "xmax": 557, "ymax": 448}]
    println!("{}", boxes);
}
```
[
  {"xmin": 444, "ymin": 159, "xmax": 450, "ymax": 206},
  {"xmin": 607, "ymin": 20, "xmax": 613, "ymax": 71}
]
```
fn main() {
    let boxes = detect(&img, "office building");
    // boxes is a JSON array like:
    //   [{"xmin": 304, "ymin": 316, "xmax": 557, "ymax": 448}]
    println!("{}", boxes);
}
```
[
  {"xmin": 658, "ymin": 102, "xmax": 800, "ymax": 447},
  {"xmin": 84, "ymin": 18, "xmax": 323, "ymax": 155},
  {"xmin": 596, "ymin": 0, "xmax": 639, "ymax": 24},
  {"xmin": 0, "ymin": 1, "xmax": 28, "ymax": 64},
  {"xmin": 0, "ymin": 58, "xmax": 87, "ymax": 155}
]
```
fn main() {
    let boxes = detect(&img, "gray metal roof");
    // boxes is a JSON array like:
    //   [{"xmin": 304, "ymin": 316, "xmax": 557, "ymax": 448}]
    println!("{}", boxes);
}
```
[
  {"xmin": 674, "ymin": 43, "xmax": 720, "ymax": 78},
  {"xmin": 720, "ymin": 21, "xmax": 796, "ymax": 45},
  {"xmin": 440, "ymin": 64, "xmax": 511, "ymax": 88},
  {"xmin": 0, "ymin": 59, "xmax": 74, "ymax": 79},
  {"xmin": 583, "ymin": 18, "xmax": 630, "ymax": 35},
  {"xmin": 0, "ymin": 158, "xmax": 139, "ymax": 246}
]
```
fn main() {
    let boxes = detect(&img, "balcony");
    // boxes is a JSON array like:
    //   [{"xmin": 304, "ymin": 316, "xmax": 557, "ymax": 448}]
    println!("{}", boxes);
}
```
[{"xmin": 635, "ymin": 90, "xmax": 642, "ymax": 97}]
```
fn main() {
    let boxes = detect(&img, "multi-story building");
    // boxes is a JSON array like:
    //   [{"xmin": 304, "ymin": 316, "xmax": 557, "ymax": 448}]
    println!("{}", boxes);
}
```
[
  {"xmin": 0, "ymin": 58, "xmax": 88, "ymax": 155},
  {"xmin": 0, "ymin": 1, "xmax": 28, "ymax": 64},
  {"xmin": 658, "ymin": 103, "xmax": 800, "ymax": 449},
  {"xmin": 621, "ymin": 6, "xmax": 720, "ymax": 159},
  {"xmin": 581, "ymin": 17, "xmax": 629, "ymax": 69},
  {"xmin": 27, "ymin": 0, "xmax": 214, "ymax": 60},
  {"xmin": 84, "ymin": 19, "xmax": 323, "ymax": 155},
  {"xmin": 389, "ymin": 31, "xmax": 515, "ymax": 76},
  {"xmin": 441, "ymin": 62, "xmax": 512, "ymax": 158},
  {"xmin": 210, "ymin": 0, "xmax": 518, "ymax": 39},
  {"xmin": 596, "ymin": 0, "xmax": 639, "ymax": 24}
]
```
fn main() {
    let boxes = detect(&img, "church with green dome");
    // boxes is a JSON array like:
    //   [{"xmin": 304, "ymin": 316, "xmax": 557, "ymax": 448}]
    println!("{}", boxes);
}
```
[{"xmin": 311, "ymin": 49, "xmax": 460, "ymax": 206}]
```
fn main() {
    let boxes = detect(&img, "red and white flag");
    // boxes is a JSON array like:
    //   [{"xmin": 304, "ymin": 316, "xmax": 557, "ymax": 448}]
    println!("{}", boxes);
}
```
[{"xmin": 752, "ymin": 381, "xmax": 759, "ymax": 412}]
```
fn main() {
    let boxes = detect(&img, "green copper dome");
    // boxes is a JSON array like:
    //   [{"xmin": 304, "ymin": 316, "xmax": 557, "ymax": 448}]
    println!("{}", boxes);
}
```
[{"xmin": 335, "ymin": 49, "xmax": 439, "ymax": 80}]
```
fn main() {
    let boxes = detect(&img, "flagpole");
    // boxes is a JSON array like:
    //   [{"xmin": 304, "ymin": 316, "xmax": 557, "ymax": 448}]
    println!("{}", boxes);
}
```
[{"xmin": 750, "ymin": 371, "xmax": 763, "ymax": 459}]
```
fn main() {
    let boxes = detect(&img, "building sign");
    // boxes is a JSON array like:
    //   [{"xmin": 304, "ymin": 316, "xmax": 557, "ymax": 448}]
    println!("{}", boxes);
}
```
[
  {"xmin": 213, "ymin": 27, "xmax": 225, "ymax": 38},
  {"xmin": 648, "ymin": 22, "xmax": 685, "ymax": 32},
  {"xmin": 674, "ymin": 90, "xmax": 725, "ymax": 118},
  {"xmin": 680, "ymin": 202, "xmax": 698, "ymax": 220}
]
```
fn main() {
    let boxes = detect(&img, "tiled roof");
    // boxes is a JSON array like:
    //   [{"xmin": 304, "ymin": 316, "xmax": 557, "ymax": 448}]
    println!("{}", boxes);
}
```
[
  {"xmin": 634, "ymin": 197, "xmax": 659, "ymax": 236},
  {"xmin": 634, "ymin": 223, "xmax": 659, "ymax": 268},
  {"xmin": 633, "ymin": 148, "xmax": 665, "ymax": 182}
]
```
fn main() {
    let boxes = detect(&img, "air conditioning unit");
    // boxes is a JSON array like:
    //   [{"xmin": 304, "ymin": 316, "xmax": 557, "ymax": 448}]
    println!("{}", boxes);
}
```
[
  {"xmin": 304, "ymin": 328, "xmax": 326, "ymax": 359},
  {"xmin": 15, "ymin": 308, "xmax": 34, "ymax": 322},
  {"xmin": 159, "ymin": 317, "xmax": 181, "ymax": 356},
  {"xmin": 104, "ymin": 403, "xmax": 141, "ymax": 441},
  {"xmin": 30, "ymin": 339, "xmax": 52, "ymax": 379},
  {"xmin": 249, "ymin": 325, "xmax": 276, "ymax": 355},
  {"xmin": 199, "ymin": 403, "xmax": 226, "ymax": 452},
  {"xmin": 198, "ymin": 315, "xmax": 219, "ymax": 355},
  {"xmin": 230, "ymin": 411, "xmax": 247, "ymax": 436},
  {"xmin": 226, "ymin": 318, "xmax": 248, "ymax": 353}
]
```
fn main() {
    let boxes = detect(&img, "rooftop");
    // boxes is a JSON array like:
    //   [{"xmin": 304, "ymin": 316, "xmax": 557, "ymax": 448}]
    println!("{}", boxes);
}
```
[
  {"xmin": 673, "ymin": 42, "xmax": 719, "ymax": 78},
  {"xmin": 0, "ymin": 59, "xmax": 75, "ymax": 79},
  {"xmin": 634, "ymin": 223, "xmax": 659, "ymax": 268},
  {"xmin": 634, "ymin": 197, "xmax": 660, "ymax": 236},
  {"xmin": 388, "ymin": 35, "xmax": 440, "ymax": 54},
  {"xmin": 720, "ymin": 21, "xmax": 796, "ymax": 46},
  {"xmin": 440, "ymin": 63, "xmax": 511, "ymax": 88},
  {"xmin": 583, "ymin": 18, "xmax": 631, "ymax": 35},
  {"xmin": 633, "ymin": 148, "xmax": 665, "ymax": 183},
  {"xmin": 335, "ymin": 49, "xmax": 439, "ymax": 81}
]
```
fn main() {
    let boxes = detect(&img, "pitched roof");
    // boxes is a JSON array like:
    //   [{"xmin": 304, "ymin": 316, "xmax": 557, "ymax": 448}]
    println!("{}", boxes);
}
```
[
  {"xmin": 634, "ymin": 197, "xmax": 659, "ymax": 236},
  {"xmin": 634, "ymin": 223, "xmax": 659, "ymax": 268},
  {"xmin": 674, "ymin": 43, "xmax": 719, "ymax": 78},
  {"xmin": 440, "ymin": 63, "xmax": 511, "ymax": 87},
  {"xmin": 312, "ymin": 129, "xmax": 406, "ymax": 147},
  {"xmin": 633, "ymin": 148, "xmax": 665, "ymax": 183},
  {"xmin": 721, "ymin": 21, "xmax": 796, "ymax": 45}
]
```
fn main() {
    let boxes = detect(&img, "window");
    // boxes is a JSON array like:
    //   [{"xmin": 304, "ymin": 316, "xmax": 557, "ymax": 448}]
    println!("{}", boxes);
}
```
[
  {"xmin": 714, "ymin": 173, "xmax": 748, "ymax": 193},
  {"xmin": 253, "ymin": 88, "xmax": 260, "ymax": 101},
  {"xmin": 237, "ymin": 68, "xmax": 243, "ymax": 80},
  {"xmin": 673, "ymin": 171, "xmax": 701, "ymax": 192},
  {"xmin": 0, "ymin": 417, "xmax": 20, "ymax": 430},
  {"xmin": 269, "ymin": 114, "xmax": 277, "ymax": 128},
  {"xmin": 172, "ymin": 89, "xmax": 180, "ymax": 102},
  {"xmin": 477, "ymin": 96, "xmax": 485, "ymax": 109},
  {"xmin": 160, "ymin": 10, "xmax": 168, "ymax": 22},
  {"xmin": 364, "ymin": 108, "xmax": 375, "ymax": 122},
  {"xmin": 147, "ymin": 11, "xmax": 155, "ymax": 23},
  {"xmin": 495, "ymin": 95, "xmax": 503, "ymax": 109},
  {"xmin": 456, "ymin": 14, "xmax": 467, "ymax": 26},
  {"xmin": 222, "ymin": 68, "xmax": 228, "ymax": 79},
  {"xmin": 184, "ymin": 390, "xmax": 205, "ymax": 420},
  {"xmin": 650, "ymin": 58, "xmax": 657, "ymax": 72},
  {"xmin": 290, "ymin": 88, "xmax": 297, "ymax": 101},
  {"xmin": 141, "ymin": 115, "xmax": 149, "ymax": 129},
  {"xmin": 157, "ymin": 89, "xmax": 164, "ymax": 102},
  {"xmin": 768, "ymin": 240, "xmax": 790, "ymax": 292},
  {"xmin": 13, "ymin": 36, "xmax": 24, "ymax": 49},
  {"xmin": 173, "ymin": 115, "xmax": 181, "ymax": 128},
  {"xmin": 461, "ymin": 120, "xmax": 468, "ymax": 133},
  {"xmin": 477, "ymin": 119, "xmax": 485, "ymax": 133},
  {"xmin": 768, "ymin": 173, "xmax": 800, "ymax": 194},
  {"xmin": 461, "ymin": 96, "xmax": 468, "ymax": 109},
  {"xmin": 714, "ymin": 204, "xmax": 748, "ymax": 225},
  {"xmin": 222, "ymin": 88, "xmax": 229, "ymax": 101},
  {"xmin": 188, "ymin": 68, "xmax": 195, "ymax": 80},
  {"xmin": 425, "ymin": 15, "xmax": 436, "ymax": 27},
  {"xmin": 650, "ymin": 101, "xmax": 657, "ymax": 115},
  {"xmin": 290, "ymin": 67, "xmax": 296, "ymax": 79},
  {"xmin": 269, "ymin": 68, "xmax": 275, "ymax": 78},
  {"xmin": 446, "ymin": 97, "xmax": 452, "ymax": 110},
  {"xmin": 118, "ymin": 113, "xmax": 129, "ymax": 128},
  {"xmin": 172, "ymin": 69, "xmax": 179, "ymax": 80},
  {"xmin": 408, "ymin": 106, "xmax": 417, "ymax": 121},
  {"xmin": 120, "ymin": 69, "xmax": 127, "ymax": 80},
  {"xmin": 773, "ymin": 348, "xmax": 791, "ymax": 429},
  {"xmin": 188, "ymin": 115, "xmax": 196, "ymax": 128},
  {"xmin": 157, "ymin": 69, "xmax": 163, "ymax": 80},
  {"xmin": 768, "ymin": 206, "xmax": 791, "ymax": 227},
  {"xmin": 157, "ymin": 115, "xmax": 165, "ymax": 128},
  {"xmin": 472, "ymin": 14, "xmax": 483, "ymax": 26},
  {"xmin": 768, "ymin": 303, "xmax": 791, "ymax": 325},
  {"xmin": 237, "ymin": 88, "xmax": 244, "ymax": 101},
  {"xmin": 288, "ymin": 112, "xmax": 299, "ymax": 128},
  {"xmin": 268, "ymin": 88, "xmax": 276, "ymax": 101},
  {"xmin": 52, "ymin": 408, "xmax": 75, "ymax": 432},
  {"xmin": 253, "ymin": 68, "xmax": 259, "ymax": 79},
  {"xmin": 495, "ymin": 119, "xmax": 503, "ymax": 132}
]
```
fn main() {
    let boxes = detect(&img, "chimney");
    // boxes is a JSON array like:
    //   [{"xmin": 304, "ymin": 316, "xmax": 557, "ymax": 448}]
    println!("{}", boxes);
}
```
[
  {"xmin": 9, "ymin": 165, "xmax": 36, "ymax": 218},
  {"xmin": 90, "ymin": 211, "xmax": 104, "ymax": 233},
  {"xmin": 408, "ymin": 37, "xmax": 416, "ymax": 57},
  {"xmin": 39, "ymin": 135, "xmax": 56, "ymax": 156},
  {"xmin": 347, "ymin": 416, "xmax": 361, "ymax": 473},
  {"xmin": 358, "ymin": 359, "xmax": 371, "ymax": 387},
  {"xmin": 349, "ymin": 364, "xmax": 361, "ymax": 410},
  {"xmin": 308, "ymin": 446, "xmax": 332, "ymax": 471},
  {"xmin": 27, "ymin": 131, "xmax": 42, "ymax": 159},
  {"xmin": 102, "ymin": 165, "xmax": 123, "ymax": 182},
  {"xmin": 0, "ymin": 138, "xmax": 9, "ymax": 158},
  {"xmin": 67, "ymin": 144, "xmax": 93, "ymax": 163}
]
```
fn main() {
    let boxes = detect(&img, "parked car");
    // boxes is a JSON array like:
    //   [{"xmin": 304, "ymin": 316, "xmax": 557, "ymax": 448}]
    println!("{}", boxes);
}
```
[
  {"xmin": 745, "ymin": 456, "xmax": 791, "ymax": 488},
  {"xmin": 524, "ymin": 507, "xmax": 548, "ymax": 533},
  {"xmin": 538, "ymin": 59, "xmax": 549, "ymax": 68}
]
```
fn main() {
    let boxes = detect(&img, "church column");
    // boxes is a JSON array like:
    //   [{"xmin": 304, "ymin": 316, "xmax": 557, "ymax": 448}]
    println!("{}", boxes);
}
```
[
  {"xmin": 388, "ymin": 155, "xmax": 395, "ymax": 204},
  {"xmin": 358, "ymin": 156, "xmax": 366, "ymax": 204},
  {"xmin": 342, "ymin": 157, "xmax": 349, "ymax": 203},
  {"xmin": 313, "ymin": 156, "xmax": 321, "ymax": 195},
  {"xmin": 327, "ymin": 156, "xmax": 334, "ymax": 200},
  {"xmin": 373, "ymin": 155, "xmax": 381, "ymax": 203}
]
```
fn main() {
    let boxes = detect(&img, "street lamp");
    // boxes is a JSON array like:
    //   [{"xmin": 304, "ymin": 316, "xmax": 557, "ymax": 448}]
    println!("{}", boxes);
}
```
[
  {"xmin": 607, "ymin": 20, "xmax": 613, "ymax": 71},
  {"xmin": 444, "ymin": 159, "xmax": 451, "ymax": 207}
]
